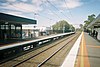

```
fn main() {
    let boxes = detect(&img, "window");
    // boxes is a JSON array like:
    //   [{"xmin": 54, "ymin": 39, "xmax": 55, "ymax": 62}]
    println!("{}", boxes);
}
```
[{"xmin": 11, "ymin": 25, "xmax": 15, "ymax": 29}]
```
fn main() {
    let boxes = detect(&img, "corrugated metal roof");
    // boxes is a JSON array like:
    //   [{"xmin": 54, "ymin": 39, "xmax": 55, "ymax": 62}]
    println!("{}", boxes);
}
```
[{"xmin": 87, "ymin": 14, "xmax": 100, "ymax": 28}]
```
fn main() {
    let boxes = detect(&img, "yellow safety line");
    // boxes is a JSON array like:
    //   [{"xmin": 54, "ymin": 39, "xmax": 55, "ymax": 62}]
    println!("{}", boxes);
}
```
[
  {"xmin": 83, "ymin": 32, "xmax": 90, "ymax": 67},
  {"xmin": 87, "ymin": 45, "xmax": 100, "ymax": 48},
  {"xmin": 75, "ymin": 32, "xmax": 90, "ymax": 67}
]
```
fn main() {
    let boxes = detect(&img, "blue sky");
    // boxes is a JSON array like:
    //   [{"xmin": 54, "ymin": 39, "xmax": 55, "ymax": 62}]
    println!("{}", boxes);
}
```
[{"xmin": 0, "ymin": 0, "xmax": 100, "ymax": 28}]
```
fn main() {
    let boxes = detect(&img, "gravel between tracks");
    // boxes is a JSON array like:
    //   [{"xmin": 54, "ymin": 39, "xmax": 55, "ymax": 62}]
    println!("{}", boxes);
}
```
[{"xmin": 41, "ymin": 33, "xmax": 80, "ymax": 67}]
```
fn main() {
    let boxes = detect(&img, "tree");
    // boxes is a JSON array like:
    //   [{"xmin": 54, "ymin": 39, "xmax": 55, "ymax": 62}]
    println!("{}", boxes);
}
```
[
  {"xmin": 84, "ymin": 14, "xmax": 95, "ymax": 27},
  {"xmin": 80, "ymin": 24, "xmax": 83, "ymax": 28},
  {"xmin": 84, "ymin": 14, "xmax": 96, "ymax": 32},
  {"xmin": 69, "ymin": 24, "xmax": 75, "ymax": 32},
  {"xmin": 52, "ymin": 20, "xmax": 75, "ymax": 33},
  {"xmin": 80, "ymin": 24, "xmax": 83, "ymax": 30}
]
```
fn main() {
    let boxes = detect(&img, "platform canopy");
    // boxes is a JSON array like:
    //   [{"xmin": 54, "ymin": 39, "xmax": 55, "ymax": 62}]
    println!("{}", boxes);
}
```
[
  {"xmin": 0, "ymin": 13, "xmax": 37, "ymax": 24},
  {"xmin": 87, "ymin": 14, "xmax": 100, "ymax": 28}
]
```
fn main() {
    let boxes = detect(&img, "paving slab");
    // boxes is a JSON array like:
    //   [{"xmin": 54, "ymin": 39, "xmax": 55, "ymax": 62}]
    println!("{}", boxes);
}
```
[{"xmin": 75, "ymin": 32, "xmax": 100, "ymax": 67}]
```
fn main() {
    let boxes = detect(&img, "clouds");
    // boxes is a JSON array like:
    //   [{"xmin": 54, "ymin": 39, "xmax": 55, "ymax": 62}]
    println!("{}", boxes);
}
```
[
  {"xmin": 31, "ymin": 0, "xmax": 43, "ymax": 6},
  {"xmin": 0, "ymin": 0, "xmax": 83, "ymax": 15},
  {"xmin": 0, "ymin": 0, "xmax": 83, "ymax": 19},
  {"xmin": 61, "ymin": 0, "xmax": 83, "ymax": 9},
  {"xmin": 11, "ymin": 2, "xmax": 42, "ymax": 13},
  {"xmin": 1, "ymin": 2, "xmax": 43, "ymax": 13},
  {"xmin": 6, "ymin": 0, "xmax": 16, "ymax": 2},
  {"xmin": 0, "ymin": 0, "xmax": 83, "ymax": 25},
  {"xmin": 0, "ymin": 0, "xmax": 83, "ymax": 13}
]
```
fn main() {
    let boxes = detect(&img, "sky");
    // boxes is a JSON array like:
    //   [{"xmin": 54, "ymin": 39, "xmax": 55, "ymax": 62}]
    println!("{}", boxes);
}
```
[{"xmin": 0, "ymin": 0, "xmax": 100, "ymax": 28}]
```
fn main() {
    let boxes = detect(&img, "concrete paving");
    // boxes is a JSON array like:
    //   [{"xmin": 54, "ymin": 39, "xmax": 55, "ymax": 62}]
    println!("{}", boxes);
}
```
[
  {"xmin": 75, "ymin": 32, "xmax": 100, "ymax": 67},
  {"xmin": 85, "ymin": 33, "xmax": 100, "ymax": 67}
]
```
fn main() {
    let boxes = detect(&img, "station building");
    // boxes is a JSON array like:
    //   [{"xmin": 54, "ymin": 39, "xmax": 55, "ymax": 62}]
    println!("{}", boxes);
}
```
[
  {"xmin": 0, "ymin": 13, "xmax": 37, "ymax": 40},
  {"xmin": 22, "ymin": 24, "xmax": 39, "ymax": 39},
  {"xmin": 87, "ymin": 14, "xmax": 100, "ymax": 40},
  {"xmin": 37, "ymin": 26, "xmax": 53, "ymax": 36}
]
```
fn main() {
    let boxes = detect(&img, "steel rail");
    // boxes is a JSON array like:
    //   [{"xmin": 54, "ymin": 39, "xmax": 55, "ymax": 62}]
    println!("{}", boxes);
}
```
[
  {"xmin": 37, "ymin": 34, "xmax": 79, "ymax": 67},
  {"xmin": 13, "ymin": 34, "xmax": 76, "ymax": 67}
]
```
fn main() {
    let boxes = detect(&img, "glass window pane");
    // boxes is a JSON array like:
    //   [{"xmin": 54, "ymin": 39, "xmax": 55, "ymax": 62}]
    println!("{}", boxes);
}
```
[{"xmin": 11, "ymin": 25, "xmax": 15, "ymax": 29}]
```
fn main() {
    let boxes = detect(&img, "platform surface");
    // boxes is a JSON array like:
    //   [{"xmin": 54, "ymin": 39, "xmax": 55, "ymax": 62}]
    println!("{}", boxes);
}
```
[
  {"xmin": 75, "ymin": 32, "xmax": 100, "ymax": 67},
  {"xmin": 0, "ymin": 34, "xmax": 56, "ymax": 47}
]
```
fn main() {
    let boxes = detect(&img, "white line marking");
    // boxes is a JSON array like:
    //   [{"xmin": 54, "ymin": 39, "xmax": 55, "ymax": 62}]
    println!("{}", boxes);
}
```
[
  {"xmin": 0, "ymin": 32, "xmax": 74, "ymax": 50},
  {"xmin": 61, "ymin": 32, "xmax": 83, "ymax": 67}
]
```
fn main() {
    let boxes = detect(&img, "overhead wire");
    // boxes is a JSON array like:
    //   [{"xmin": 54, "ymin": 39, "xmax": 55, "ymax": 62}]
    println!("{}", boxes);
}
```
[
  {"xmin": 7, "ymin": 2, "xmax": 55, "ymax": 21},
  {"xmin": 46, "ymin": 0, "xmax": 70, "ymax": 20},
  {"xmin": 63, "ymin": 0, "xmax": 73, "ymax": 18},
  {"xmin": 6, "ymin": 1, "xmax": 78, "ymax": 26},
  {"xmin": 41, "ymin": 0, "xmax": 62, "ymax": 20},
  {"xmin": 63, "ymin": 0, "xmax": 80, "ymax": 27}
]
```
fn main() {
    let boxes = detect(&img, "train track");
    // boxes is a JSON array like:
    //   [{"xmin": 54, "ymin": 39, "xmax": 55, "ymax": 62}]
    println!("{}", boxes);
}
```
[
  {"xmin": 0, "ymin": 33, "xmax": 80, "ymax": 67},
  {"xmin": 37, "ymin": 33, "xmax": 80, "ymax": 67}
]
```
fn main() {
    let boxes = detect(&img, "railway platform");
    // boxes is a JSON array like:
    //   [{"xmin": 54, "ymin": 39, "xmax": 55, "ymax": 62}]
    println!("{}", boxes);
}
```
[
  {"xmin": 0, "ymin": 32, "xmax": 100, "ymax": 67},
  {"xmin": 61, "ymin": 32, "xmax": 100, "ymax": 67},
  {"xmin": 75, "ymin": 32, "xmax": 100, "ymax": 67},
  {"xmin": 0, "ymin": 32, "xmax": 75, "ymax": 65},
  {"xmin": 0, "ymin": 34, "xmax": 55, "ymax": 47}
]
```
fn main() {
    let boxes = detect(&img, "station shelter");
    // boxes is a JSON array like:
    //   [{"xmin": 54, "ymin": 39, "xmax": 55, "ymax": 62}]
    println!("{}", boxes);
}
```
[
  {"xmin": 0, "ymin": 13, "xmax": 36, "ymax": 40},
  {"xmin": 87, "ymin": 14, "xmax": 100, "ymax": 40}
]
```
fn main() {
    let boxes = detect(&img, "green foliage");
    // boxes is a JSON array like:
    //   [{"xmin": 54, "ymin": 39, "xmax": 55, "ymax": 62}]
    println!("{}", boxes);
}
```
[
  {"xmin": 52, "ymin": 20, "xmax": 75, "ymax": 33},
  {"xmin": 79, "ymin": 24, "xmax": 83, "ymax": 29},
  {"xmin": 70, "ymin": 24, "xmax": 75, "ymax": 31},
  {"xmin": 84, "ymin": 14, "xmax": 95, "ymax": 27}
]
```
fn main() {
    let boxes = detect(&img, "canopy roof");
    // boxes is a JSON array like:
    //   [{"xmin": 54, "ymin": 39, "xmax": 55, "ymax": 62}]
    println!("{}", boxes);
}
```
[
  {"xmin": 0, "ymin": 12, "xmax": 36, "ymax": 24},
  {"xmin": 87, "ymin": 14, "xmax": 100, "ymax": 28}
]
